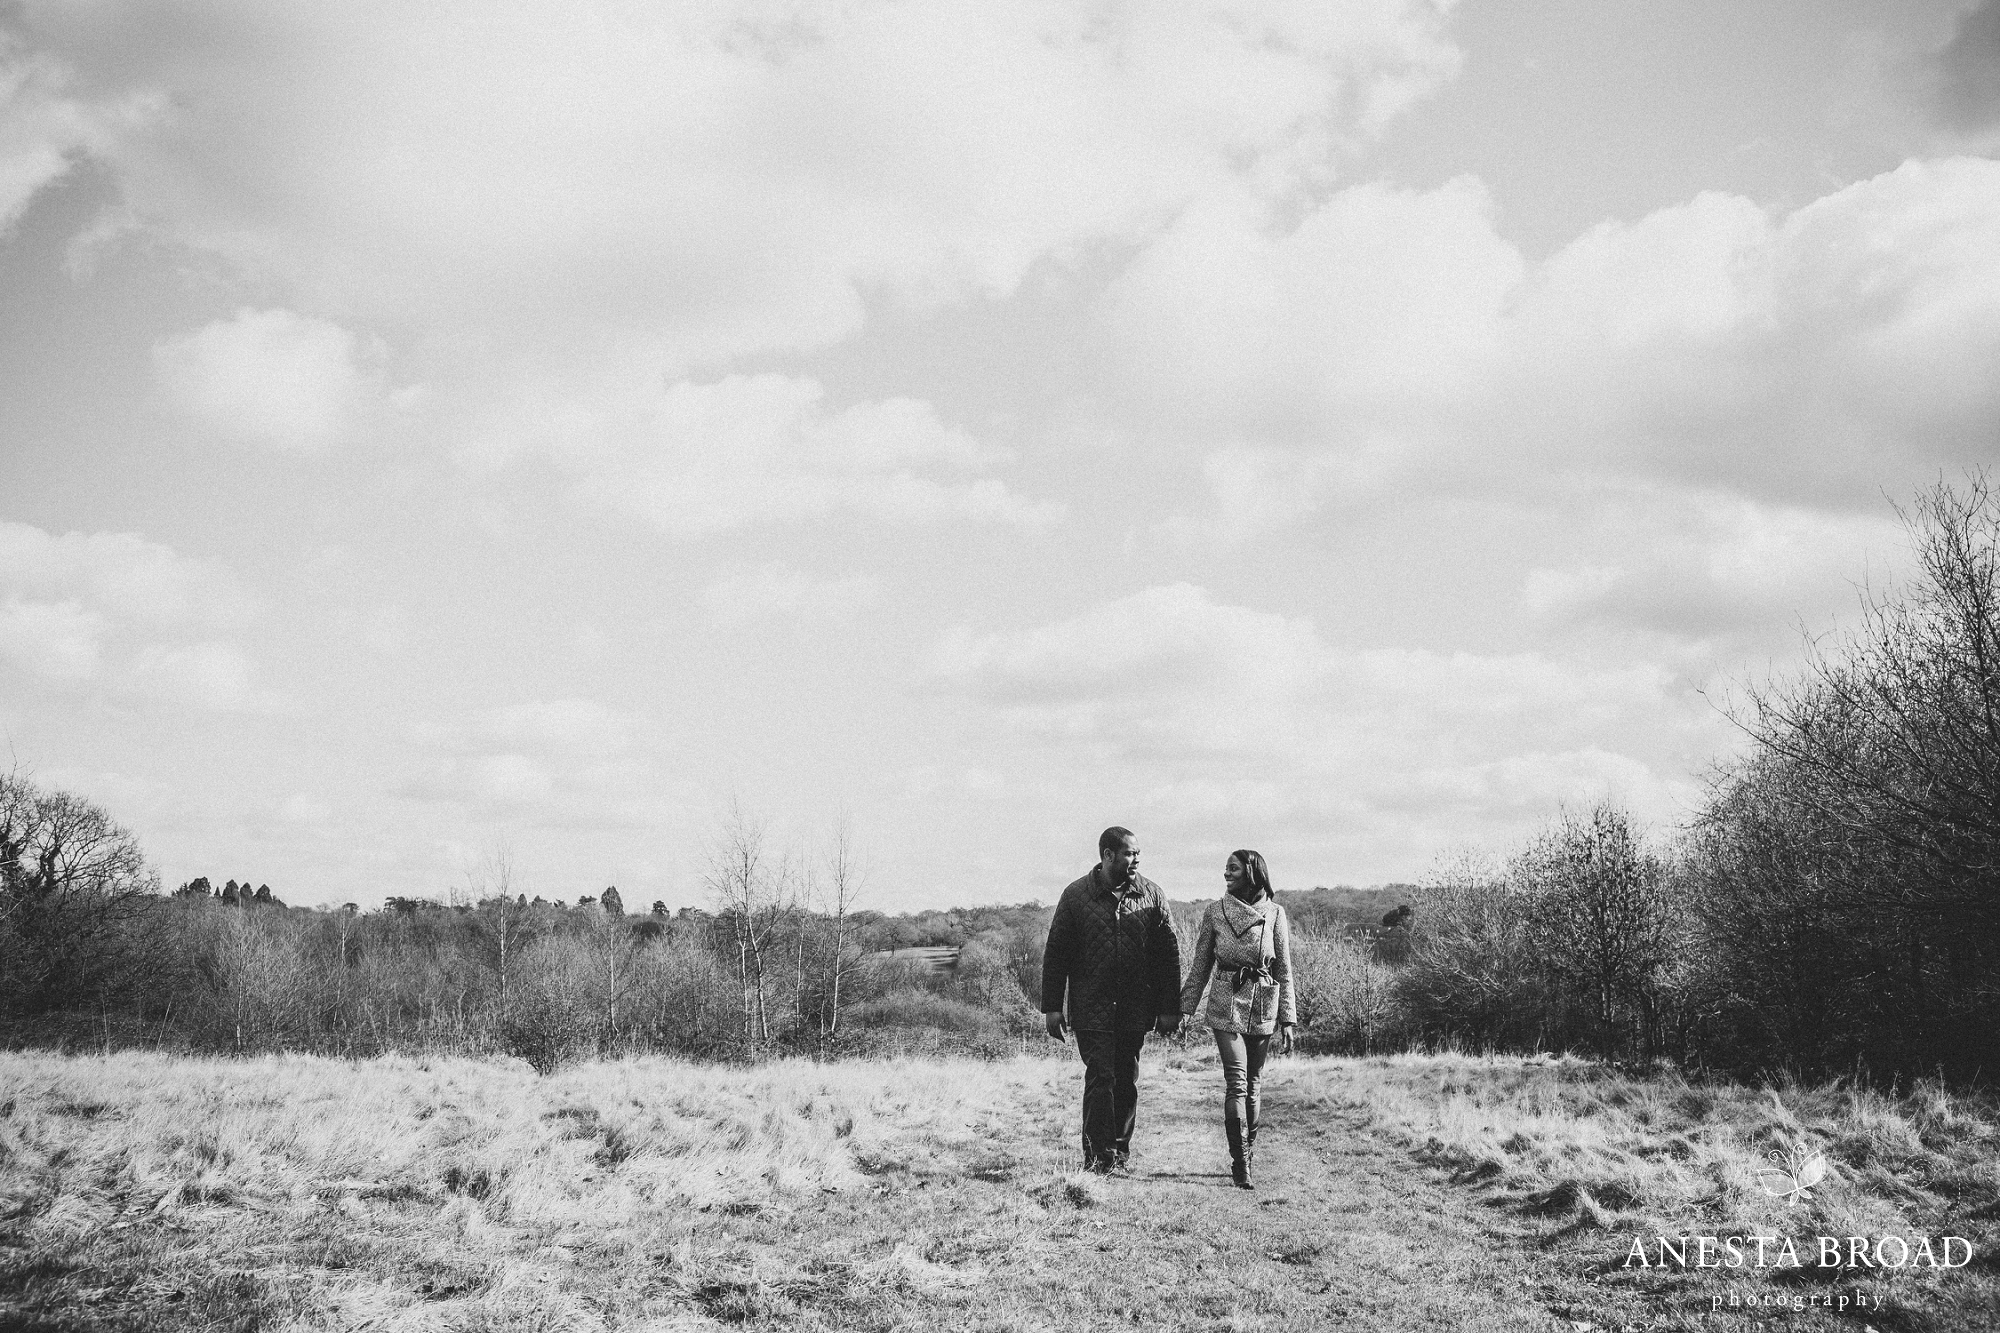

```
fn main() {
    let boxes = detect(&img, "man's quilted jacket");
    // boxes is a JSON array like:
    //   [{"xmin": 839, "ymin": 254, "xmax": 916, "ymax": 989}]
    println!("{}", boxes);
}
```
[{"xmin": 1039, "ymin": 867, "xmax": 1184, "ymax": 1032}]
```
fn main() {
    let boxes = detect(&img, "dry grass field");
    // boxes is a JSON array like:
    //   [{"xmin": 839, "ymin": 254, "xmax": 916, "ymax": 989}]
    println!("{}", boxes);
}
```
[{"xmin": 3, "ymin": 1047, "xmax": 1998, "ymax": 1331}]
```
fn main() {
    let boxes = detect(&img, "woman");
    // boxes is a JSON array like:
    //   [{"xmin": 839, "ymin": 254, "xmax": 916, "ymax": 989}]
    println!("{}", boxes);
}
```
[{"xmin": 1179, "ymin": 849, "xmax": 1295, "ymax": 1189}]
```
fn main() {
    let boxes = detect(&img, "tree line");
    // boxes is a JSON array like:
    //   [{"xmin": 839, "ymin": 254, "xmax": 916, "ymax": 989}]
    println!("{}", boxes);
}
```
[
  {"xmin": 1385, "ymin": 476, "xmax": 2000, "ymax": 1084},
  {"xmin": 7, "ymin": 478, "xmax": 1999, "ymax": 1081}
]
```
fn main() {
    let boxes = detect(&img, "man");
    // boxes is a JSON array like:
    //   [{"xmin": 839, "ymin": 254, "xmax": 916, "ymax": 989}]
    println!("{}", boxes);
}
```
[{"xmin": 1040, "ymin": 826, "xmax": 1184, "ymax": 1174}]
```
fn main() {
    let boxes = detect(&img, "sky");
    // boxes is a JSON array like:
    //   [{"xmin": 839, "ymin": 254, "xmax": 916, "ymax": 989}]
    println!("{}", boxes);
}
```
[{"xmin": 3, "ymin": 0, "xmax": 1998, "ymax": 913}]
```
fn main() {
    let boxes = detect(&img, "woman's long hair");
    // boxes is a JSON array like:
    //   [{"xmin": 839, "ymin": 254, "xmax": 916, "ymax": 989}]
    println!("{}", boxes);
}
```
[{"xmin": 1229, "ymin": 849, "xmax": 1273, "ymax": 901}]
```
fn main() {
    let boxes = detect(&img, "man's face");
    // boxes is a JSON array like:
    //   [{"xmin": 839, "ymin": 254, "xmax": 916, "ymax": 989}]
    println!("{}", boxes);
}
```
[{"xmin": 1101, "ymin": 835, "xmax": 1139, "ymax": 885}]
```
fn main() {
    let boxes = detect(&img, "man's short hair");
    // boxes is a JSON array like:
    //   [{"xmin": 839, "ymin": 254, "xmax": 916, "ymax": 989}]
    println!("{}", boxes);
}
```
[{"xmin": 1099, "ymin": 826, "xmax": 1134, "ymax": 857}]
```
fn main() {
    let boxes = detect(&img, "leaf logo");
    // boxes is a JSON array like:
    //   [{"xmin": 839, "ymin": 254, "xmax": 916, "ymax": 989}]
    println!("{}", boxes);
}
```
[{"xmin": 1755, "ymin": 1140, "xmax": 1827, "ymax": 1205}]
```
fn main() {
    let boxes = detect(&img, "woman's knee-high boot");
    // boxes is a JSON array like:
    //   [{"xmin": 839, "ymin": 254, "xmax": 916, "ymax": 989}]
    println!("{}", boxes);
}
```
[
  {"xmin": 1245, "ymin": 1096, "xmax": 1260, "ymax": 1174},
  {"xmin": 1225, "ymin": 1116, "xmax": 1252, "ymax": 1189}
]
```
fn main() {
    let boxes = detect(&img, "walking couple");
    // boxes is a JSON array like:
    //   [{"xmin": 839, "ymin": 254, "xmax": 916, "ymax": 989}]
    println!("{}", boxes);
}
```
[{"xmin": 1039, "ymin": 826, "xmax": 1296, "ymax": 1189}]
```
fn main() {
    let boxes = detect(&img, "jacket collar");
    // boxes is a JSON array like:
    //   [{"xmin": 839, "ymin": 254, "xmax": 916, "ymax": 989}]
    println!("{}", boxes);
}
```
[
  {"xmin": 1220, "ymin": 892, "xmax": 1269, "ymax": 937},
  {"xmin": 1093, "ymin": 865, "xmax": 1147, "ymax": 900}
]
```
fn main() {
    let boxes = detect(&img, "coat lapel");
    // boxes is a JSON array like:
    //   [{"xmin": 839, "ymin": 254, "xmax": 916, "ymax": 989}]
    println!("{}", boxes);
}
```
[{"xmin": 1220, "ymin": 894, "xmax": 1268, "ymax": 940}]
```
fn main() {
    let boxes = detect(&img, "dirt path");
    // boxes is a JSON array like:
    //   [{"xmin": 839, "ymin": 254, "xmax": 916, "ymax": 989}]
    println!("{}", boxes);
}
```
[{"xmin": 1046, "ymin": 1054, "xmax": 1652, "ymax": 1332}]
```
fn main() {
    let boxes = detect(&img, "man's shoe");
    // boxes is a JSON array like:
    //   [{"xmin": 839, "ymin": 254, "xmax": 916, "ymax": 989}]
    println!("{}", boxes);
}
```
[{"xmin": 1106, "ymin": 1152, "xmax": 1133, "ymax": 1177}]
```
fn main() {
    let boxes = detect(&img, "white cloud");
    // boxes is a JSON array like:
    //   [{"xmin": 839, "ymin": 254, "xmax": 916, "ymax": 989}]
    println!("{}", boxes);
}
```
[
  {"xmin": 152, "ymin": 308, "xmax": 388, "ymax": 451},
  {"xmin": 926, "ymin": 584, "xmax": 1719, "ymax": 878},
  {"xmin": 701, "ymin": 563, "xmax": 881, "ymax": 624},
  {"xmin": 934, "ymin": 582, "xmax": 1684, "ymax": 771},
  {"xmin": 16, "ymin": 0, "xmax": 1458, "ymax": 368},
  {"xmin": 279, "ymin": 793, "xmax": 332, "ymax": 825},
  {"xmin": 124, "ymin": 641, "xmax": 272, "ymax": 712},
  {"xmin": 1124, "ymin": 158, "xmax": 2000, "ymax": 536},
  {"xmin": 1521, "ymin": 496, "xmax": 1909, "ymax": 642},
  {"xmin": 0, "ymin": 522, "xmax": 267, "ymax": 708},
  {"xmin": 0, "ymin": 521, "xmax": 252, "ymax": 625},
  {"xmin": 406, "ymin": 754, "xmax": 557, "ymax": 809},
  {"xmin": 518, "ymin": 372, "xmax": 1058, "ymax": 536},
  {"xmin": 401, "ymin": 698, "xmax": 660, "ymax": 827},
  {"xmin": 477, "ymin": 699, "xmax": 632, "ymax": 761},
  {"xmin": 1108, "ymin": 177, "xmax": 1519, "ymax": 442},
  {"xmin": 0, "ymin": 598, "xmax": 105, "ymax": 680},
  {"xmin": 0, "ymin": 33, "xmax": 155, "ymax": 234}
]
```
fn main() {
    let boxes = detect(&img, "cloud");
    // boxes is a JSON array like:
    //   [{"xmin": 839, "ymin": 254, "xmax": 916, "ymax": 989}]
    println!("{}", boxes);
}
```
[
  {"xmin": 929, "ymin": 583, "xmax": 1709, "ymax": 867},
  {"xmin": 124, "ymin": 641, "xmax": 275, "ymax": 712},
  {"xmin": 0, "ymin": 521, "xmax": 253, "ymax": 625},
  {"xmin": 13, "ymin": 0, "xmax": 1459, "ymax": 368},
  {"xmin": 1122, "ymin": 158, "xmax": 2000, "ymax": 531},
  {"xmin": 701, "ymin": 563, "xmax": 881, "ymax": 625},
  {"xmin": 152, "ymin": 308, "xmax": 390, "ymax": 451},
  {"xmin": 403, "ymin": 754, "xmax": 557, "ymax": 810},
  {"xmin": 476, "ymin": 699, "xmax": 632, "ymax": 761},
  {"xmin": 515, "ymin": 372, "xmax": 1058, "ymax": 536},
  {"xmin": 0, "ymin": 598, "xmax": 105, "ymax": 680},
  {"xmin": 0, "ymin": 521, "xmax": 266, "ymax": 707},
  {"xmin": 1107, "ymin": 177, "xmax": 1519, "ymax": 444},
  {"xmin": 934, "ymin": 581, "xmax": 1683, "ymax": 768},
  {"xmin": 400, "ymin": 698, "xmax": 658, "ymax": 827},
  {"xmin": 1520, "ymin": 495, "xmax": 1909, "ymax": 643},
  {"xmin": 0, "ymin": 32, "xmax": 155, "ymax": 234},
  {"xmin": 1931, "ymin": 0, "xmax": 2000, "ymax": 132}
]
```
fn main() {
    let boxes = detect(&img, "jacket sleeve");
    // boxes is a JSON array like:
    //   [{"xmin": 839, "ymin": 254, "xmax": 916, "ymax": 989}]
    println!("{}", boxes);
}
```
[
  {"xmin": 1179, "ymin": 904, "xmax": 1215, "ymax": 1016},
  {"xmin": 1039, "ymin": 894, "xmax": 1073, "ymax": 1015},
  {"xmin": 1151, "ymin": 890, "xmax": 1184, "ymax": 1018},
  {"xmin": 1271, "ymin": 905, "xmax": 1297, "ymax": 1027}
]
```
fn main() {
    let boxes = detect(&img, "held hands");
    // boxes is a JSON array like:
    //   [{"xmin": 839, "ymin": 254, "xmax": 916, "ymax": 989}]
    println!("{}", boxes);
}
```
[
  {"xmin": 1044, "ymin": 1012, "xmax": 1068, "ymax": 1041},
  {"xmin": 1153, "ymin": 1013, "xmax": 1185, "ymax": 1038}
]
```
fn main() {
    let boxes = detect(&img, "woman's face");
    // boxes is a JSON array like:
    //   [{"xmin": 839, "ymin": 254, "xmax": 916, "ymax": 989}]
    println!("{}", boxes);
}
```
[{"xmin": 1223, "ymin": 856, "xmax": 1244, "ymax": 892}]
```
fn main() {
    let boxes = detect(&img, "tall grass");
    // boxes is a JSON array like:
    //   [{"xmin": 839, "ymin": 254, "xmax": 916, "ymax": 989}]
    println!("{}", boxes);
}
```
[
  {"xmin": 0, "ymin": 1050, "xmax": 1083, "ymax": 1329},
  {"xmin": 1295, "ymin": 1053, "xmax": 2000, "ymax": 1299}
]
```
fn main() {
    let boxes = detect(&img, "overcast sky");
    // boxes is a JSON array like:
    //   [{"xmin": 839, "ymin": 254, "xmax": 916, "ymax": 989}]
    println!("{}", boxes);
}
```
[{"xmin": 4, "ymin": 0, "xmax": 1999, "ymax": 912}]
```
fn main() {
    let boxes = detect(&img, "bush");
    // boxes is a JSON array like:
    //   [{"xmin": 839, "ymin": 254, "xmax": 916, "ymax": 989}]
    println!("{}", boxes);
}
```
[{"xmin": 1290, "ymin": 929, "xmax": 1404, "ymax": 1054}]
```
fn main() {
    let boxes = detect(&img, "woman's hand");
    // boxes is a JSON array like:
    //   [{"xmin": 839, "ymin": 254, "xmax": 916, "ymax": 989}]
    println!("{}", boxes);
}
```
[{"xmin": 1278, "ymin": 1022, "xmax": 1296, "ymax": 1055}]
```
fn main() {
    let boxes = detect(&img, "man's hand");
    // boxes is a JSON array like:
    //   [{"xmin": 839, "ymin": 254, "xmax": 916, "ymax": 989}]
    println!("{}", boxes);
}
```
[
  {"xmin": 1044, "ymin": 1012, "xmax": 1068, "ymax": 1041},
  {"xmin": 1154, "ymin": 1013, "xmax": 1183, "ymax": 1038}
]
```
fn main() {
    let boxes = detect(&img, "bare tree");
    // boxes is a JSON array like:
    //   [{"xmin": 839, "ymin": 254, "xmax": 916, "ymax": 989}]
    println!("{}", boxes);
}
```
[
  {"xmin": 704, "ymin": 802, "xmax": 783, "ymax": 1045},
  {"xmin": 817, "ymin": 817, "xmax": 866, "ymax": 1040},
  {"xmin": 1517, "ymin": 804, "xmax": 1678, "ymax": 1061},
  {"xmin": 465, "ymin": 845, "xmax": 536, "ymax": 1023},
  {"xmin": 1701, "ymin": 472, "xmax": 2000, "ymax": 1078},
  {"xmin": 0, "ymin": 772, "xmax": 159, "ymax": 1010}
]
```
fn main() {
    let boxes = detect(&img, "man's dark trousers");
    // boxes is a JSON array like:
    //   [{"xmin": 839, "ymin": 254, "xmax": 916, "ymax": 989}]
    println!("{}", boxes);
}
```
[{"xmin": 1075, "ymin": 1027, "xmax": 1148, "ymax": 1166}]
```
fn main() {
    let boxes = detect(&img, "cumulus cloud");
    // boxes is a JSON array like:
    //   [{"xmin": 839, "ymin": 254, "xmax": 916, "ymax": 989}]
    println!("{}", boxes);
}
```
[
  {"xmin": 928, "ymin": 583, "xmax": 1713, "ymax": 871},
  {"xmin": 1521, "ymin": 496, "xmax": 1909, "ymax": 643},
  {"xmin": 475, "ymin": 699, "xmax": 633, "ymax": 761},
  {"xmin": 1108, "ymin": 177, "xmax": 1519, "ymax": 443},
  {"xmin": 12, "ymin": 1, "xmax": 1459, "ymax": 368},
  {"xmin": 0, "ymin": 32, "xmax": 155, "ymax": 234},
  {"xmin": 124, "ymin": 641, "xmax": 274, "ymax": 712},
  {"xmin": 1128, "ymin": 158, "xmax": 2000, "ymax": 539},
  {"xmin": 701, "ymin": 563, "xmax": 881, "ymax": 625},
  {"xmin": 0, "ymin": 598, "xmax": 105, "ymax": 680},
  {"xmin": 401, "ymin": 698, "xmax": 657, "ymax": 827},
  {"xmin": 0, "ymin": 521, "xmax": 266, "ymax": 707},
  {"xmin": 0, "ymin": 521, "xmax": 252, "ymax": 625},
  {"xmin": 933, "ymin": 582, "xmax": 1688, "ymax": 792},
  {"xmin": 515, "ymin": 372, "xmax": 1057, "ymax": 536},
  {"xmin": 152, "ymin": 308, "xmax": 391, "ymax": 451}
]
